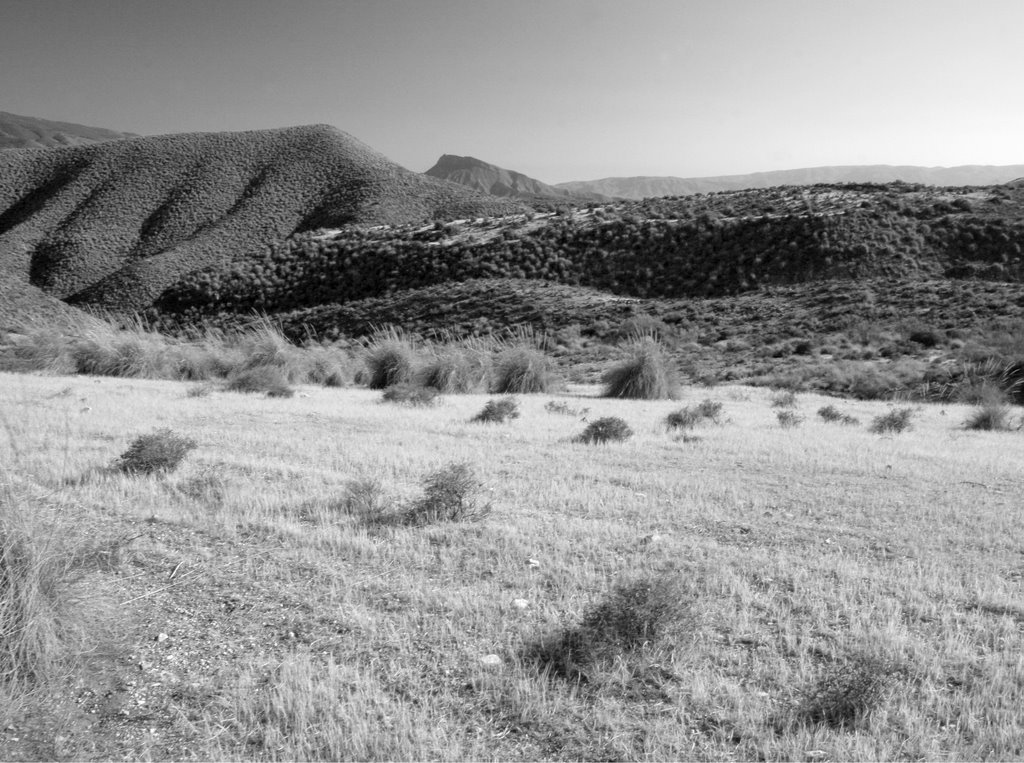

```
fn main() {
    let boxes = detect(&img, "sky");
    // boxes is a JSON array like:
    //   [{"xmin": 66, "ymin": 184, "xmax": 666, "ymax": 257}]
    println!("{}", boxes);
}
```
[{"xmin": 3, "ymin": 0, "xmax": 1024, "ymax": 183}]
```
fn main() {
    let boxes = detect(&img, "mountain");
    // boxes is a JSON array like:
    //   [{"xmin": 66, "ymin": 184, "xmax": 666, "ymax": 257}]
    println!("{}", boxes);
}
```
[
  {"xmin": 558, "ymin": 164, "xmax": 1024, "ymax": 199},
  {"xmin": 0, "ymin": 124, "xmax": 524, "ymax": 312},
  {"xmin": 0, "ymin": 110, "xmax": 137, "ymax": 150},
  {"xmin": 425, "ymin": 154, "xmax": 603, "ymax": 202}
]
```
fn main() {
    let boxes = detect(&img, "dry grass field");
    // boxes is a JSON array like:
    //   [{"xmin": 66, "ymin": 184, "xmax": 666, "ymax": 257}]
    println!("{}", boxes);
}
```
[{"xmin": 1, "ymin": 371, "xmax": 1022, "ymax": 760}]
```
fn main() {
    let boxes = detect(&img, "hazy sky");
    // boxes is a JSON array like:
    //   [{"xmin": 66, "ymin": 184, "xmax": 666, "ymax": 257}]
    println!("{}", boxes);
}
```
[{"xmin": 4, "ymin": 0, "xmax": 1024, "ymax": 183}]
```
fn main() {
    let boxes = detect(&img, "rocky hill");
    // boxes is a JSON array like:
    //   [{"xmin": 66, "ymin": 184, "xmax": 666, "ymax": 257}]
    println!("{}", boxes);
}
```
[
  {"xmin": 425, "ymin": 153, "xmax": 603, "ymax": 203},
  {"xmin": 0, "ymin": 110, "xmax": 137, "ymax": 150},
  {"xmin": 558, "ymin": 164, "xmax": 1024, "ymax": 199},
  {"xmin": 0, "ymin": 125, "xmax": 523, "ymax": 311}
]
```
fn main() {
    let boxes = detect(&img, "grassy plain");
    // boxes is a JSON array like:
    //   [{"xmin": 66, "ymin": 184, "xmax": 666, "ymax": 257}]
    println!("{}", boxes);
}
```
[{"xmin": 1, "ymin": 372, "xmax": 1022, "ymax": 760}]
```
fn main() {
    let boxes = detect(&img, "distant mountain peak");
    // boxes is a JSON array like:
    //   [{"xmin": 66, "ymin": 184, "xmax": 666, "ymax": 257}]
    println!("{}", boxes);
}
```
[{"xmin": 425, "ymin": 153, "xmax": 602, "ymax": 201}]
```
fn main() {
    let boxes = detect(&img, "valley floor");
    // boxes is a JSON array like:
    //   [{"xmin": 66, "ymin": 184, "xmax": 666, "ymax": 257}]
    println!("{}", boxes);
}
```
[{"xmin": 1, "ymin": 373, "xmax": 1022, "ymax": 760}]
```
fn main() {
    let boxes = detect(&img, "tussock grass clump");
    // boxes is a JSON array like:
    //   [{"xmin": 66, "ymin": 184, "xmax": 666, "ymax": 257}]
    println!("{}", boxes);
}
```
[
  {"xmin": 818, "ymin": 405, "xmax": 859, "ymax": 425},
  {"xmin": 964, "ymin": 401, "xmax": 1016, "ymax": 431},
  {"xmin": 225, "ymin": 365, "xmax": 294, "ymax": 397},
  {"xmin": 793, "ymin": 653, "xmax": 896, "ymax": 729},
  {"xmin": 0, "ymin": 490, "xmax": 124, "ymax": 687},
  {"xmin": 602, "ymin": 339, "xmax": 680, "ymax": 400},
  {"xmin": 402, "ymin": 463, "xmax": 490, "ymax": 525},
  {"xmin": 776, "ymin": 410, "xmax": 803, "ymax": 428},
  {"xmin": 381, "ymin": 383, "xmax": 439, "ymax": 407},
  {"xmin": 471, "ymin": 397, "xmax": 520, "ymax": 424},
  {"xmin": 419, "ymin": 347, "xmax": 489, "ymax": 393},
  {"xmin": 530, "ymin": 575, "xmax": 690, "ymax": 682},
  {"xmin": 870, "ymin": 407, "xmax": 914, "ymax": 434},
  {"xmin": 665, "ymin": 399, "xmax": 722, "ymax": 429},
  {"xmin": 491, "ymin": 347, "xmax": 560, "ymax": 394},
  {"xmin": 362, "ymin": 331, "xmax": 418, "ymax": 390},
  {"xmin": 116, "ymin": 429, "xmax": 197, "ymax": 475},
  {"xmin": 575, "ymin": 417, "xmax": 633, "ymax": 444}
]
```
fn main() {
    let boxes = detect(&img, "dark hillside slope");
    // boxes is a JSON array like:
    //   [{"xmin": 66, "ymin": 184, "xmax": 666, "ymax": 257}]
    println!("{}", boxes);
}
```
[
  {"xmin": 158, "ymin": 182, "xmax": 1024, "ymax": 322},
  {"xmin": 0, "ymin": 110, "xmax": 136, "ymax": 150},
  {"xmin": 0, "ymin": 125, "xmax": 522, "ymax": 311}
]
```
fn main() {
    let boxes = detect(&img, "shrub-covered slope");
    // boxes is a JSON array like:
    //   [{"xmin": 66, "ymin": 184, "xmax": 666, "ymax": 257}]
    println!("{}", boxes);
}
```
[
  {"xmin": 0, "ymin": 125, "xmax": 522, "ymax": 310},
  {"xmin": 157, "ymin": 182, "xmax": 1024, "ymax": 321}
]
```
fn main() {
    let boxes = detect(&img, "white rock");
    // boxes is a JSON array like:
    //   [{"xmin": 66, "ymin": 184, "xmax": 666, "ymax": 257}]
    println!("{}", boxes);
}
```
[
  {"xmin": 525, "ymin": 558, "xmax": 540, "ymax": 568},
  {"xmin": 511, "ymin": 598, "xmax": 529, "ymax": 609},
  {"xmin": 479, "ymin": 654, "xmax": 502, "ymax": 668},
  {"xmin": 156, "ymin": 633, "xmax": 168, "ymax": 643}
]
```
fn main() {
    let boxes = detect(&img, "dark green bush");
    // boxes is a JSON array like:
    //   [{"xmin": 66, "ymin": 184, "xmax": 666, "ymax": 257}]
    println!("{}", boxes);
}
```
[
  {"xmin": 381, "ymin": 383, "xmax": 439, "ymax": 406},
  {"xmin": 817, "ymin": 405, "xmax": 859, "ymax": 425},
  {"xmin": 665, "ymin": 399, "xmax": 722, "ymax": 430},
  {"xmin": 794, "ymin": 653, "xmax": 896, "ymax": 729},
  {"xmin": 776, "ymin": 410, "xmax": 803, "ymax": 428},
  {"xmin": 576, "ymin": 417, "xmax": 633, "ymax": 444},
  {"xmin": 402, "ymin": 462, "xmax": 490, "ymax": 525},
  {"xmin": 225, "ymin": 365, "xmax": 294, "ymax": 397},
  {"xmin": 364, "ymin": 342, "xmax": 417, "ymax": 390},
  {"xmin": 964, "ymin": 401, "xmax": 1015, "ymax": 431},
  {"xmin": 116, "ymin": 429, "xmax": 197, "ymax": 475},
  {"xmin": 870, "ymin": 407, "xmax": 914, "ymax": 434},
  {"xmin": 471, "ymin": 397, "xmax": 520, "ymax": 423}
]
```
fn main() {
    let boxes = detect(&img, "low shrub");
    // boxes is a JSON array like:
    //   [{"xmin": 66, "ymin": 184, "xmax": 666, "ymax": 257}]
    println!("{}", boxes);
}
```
[
  {"xmin": 225, "ymin": 365, "xmax": 294, "ymax": 397},
  {"xmin": 870, "ymin": 407, "xmax": 914, "ymax": 434},
  {"xmin": 529, "ymin": 575, "xmax": 690, "ymax": 682},
  {"xmin": 817, "ymin": 405, "xmax": 859, "ymax": 425},
  {"xmin": 402, "ymin": 463, "xmax": 490, "ymax": 525},
  {"xmin": 471, "ymin": 397, "xmax": 520, "ymax": 424},
  {"xmin": 491, "ymin": 347, "xmax": 560, "ymax": 394},
  {"xmin": 602, "ymin": 339, "xmax": 680, "ymax": 400},
  {"xmin": 776, "ymin": 410, "xmax": 803, "ymax": 428},
  {"xmin": 575, "ymin": 417, "xmax": 633, "ymax": 444},
  {"xmin": 544, "ymin": 400, "xmax": 588, "ymax": 417},
  {"xmin": 964, "ymin": 401, "xmax": 1016, "ymax": 431},
  {"xmin": 116, "ymin": 429, "xmax": 197, "ymax": 475},
  {"xmin": 665, "ymin": 399, "xmax": 722, "ymax": 430},
  {"xmin": 771, "ymin": 389, "xmax": 799, "ymax": 408},
  {"xmin": 793, "ymin": 653, "xmax": 896, "ymax": 729},
  {"xmin": 333, "ymin": 478, "xmax": 389, "ymax": 520},
  {"xmin": 381, "ymin": 383, "xmax": 439, "ymax": 406}
]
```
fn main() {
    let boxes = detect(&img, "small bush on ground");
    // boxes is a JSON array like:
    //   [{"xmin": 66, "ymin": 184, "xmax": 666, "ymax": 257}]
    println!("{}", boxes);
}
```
[
  {"xmin": 575, "ymin": 417, "xmax": 633, "ymax": 444},
  {"xmin": 666, "ymin": 399, "xmax": 722, "ymax": 430},
  {"xmin": 818, "ymin": 405, "xmax": 859, "ymax": 425},
  {"xmin": 381, "ymin": 383, "xmax": 439, "ymax": 407},
  {"xmin": 964, "ymin": 400, "xmax": 1016, "ymax": 431},
  {"xmin": 471, "ymin": 397, "xmax": 519, "ymax": 423},
  {"xmin": 771, "ymin": 389, "xmax": 799, "ymax": 408},
  {"xmin": 225, "ymin": 365, "xmax": 294, "ymax": 397},
  {"xmin": 402, "ymin": 463, "xmax": 490, "ymax": 525},
  {"xmin": 491, "ymin": 347, "xmax": 560, "ymax": 394},
  {"xmin": 602, "ymin": 339, "xmax": 680, "ymax": 400},
  {"xmin": 333, "ymin": 478, "xmax": 389, "ymax": 520},
  {"xmin": 529, "ymin": 575, "xmax": 690, "ymax": 683},
  {"xmin": 792, "ymin": 653, "xmax": 896, "ymax": 729},
  {"xmin": 870, "ymin": 407, "xmax": 914, "ymax": 434},
  {"xmin": 544, "ymin": 400, "xmax": 588, "ymax": 417},
  {"xmin": 776, "ymin": 410, "xmax": 803, "ymax": 428},
  {"xmin": 116, "ymin": 429, "xmax": 197, "ymax": 475}
]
